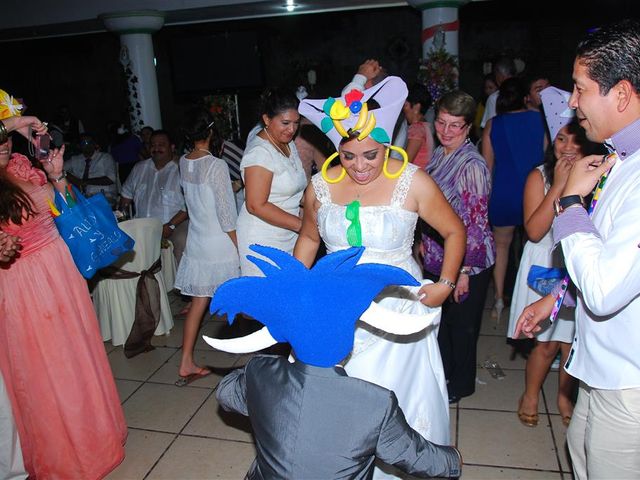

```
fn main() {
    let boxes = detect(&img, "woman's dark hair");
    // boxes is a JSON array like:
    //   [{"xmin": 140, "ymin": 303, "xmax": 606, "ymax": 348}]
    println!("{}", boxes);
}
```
[
  {"xmin": 0, "ymin": 173, "xmax": 36, "ymax": 225},
  {"xmin": 435, "ymin": 90, "xmax": 477, "ymax": 125},
  {"xmin": 496, "ymin": 77, "xmax": 527, "ymax": 114},
  {"xmin": 183, "ymin": 108, "xmax": 223, "ymax": 156},
  {"xmin": 543, "ymin": 118, "xmax": 604, "ymax": 185},
  {"xmin": 259, "ymin": 87, "xmax": 299, "ymax": 122},
  {"xmin": 406, "ymin": 84, "xmax": 433, "ymax": 116}
]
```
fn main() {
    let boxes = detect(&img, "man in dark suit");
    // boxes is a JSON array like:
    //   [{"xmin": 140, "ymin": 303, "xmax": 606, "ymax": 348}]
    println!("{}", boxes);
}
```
[{"xmin": 206, "ymin": 245, "xmax": 462, "ymax": 479}]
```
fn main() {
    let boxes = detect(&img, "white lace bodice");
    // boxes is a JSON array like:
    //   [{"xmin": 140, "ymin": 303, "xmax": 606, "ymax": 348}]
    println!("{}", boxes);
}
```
[{"xmin": 312, "ymin": 163, "xmax": 420, "ymax": 275}]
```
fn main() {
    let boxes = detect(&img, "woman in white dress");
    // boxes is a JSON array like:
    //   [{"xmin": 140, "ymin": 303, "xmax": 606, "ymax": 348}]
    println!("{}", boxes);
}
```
[
  {"xmin": 296, "ymin": 76, "xmax": 466, "ymax": 478},
  {"xmin": 508, "ymin": 89, "xmax": 602, "ymax": 426},
  {"xmin": 174, "ymin": 109, "xmax": 240, "ymax": 385},
  {"xmin": 237, "ymin": 88, "xmax": 307, "ymax": 276}
]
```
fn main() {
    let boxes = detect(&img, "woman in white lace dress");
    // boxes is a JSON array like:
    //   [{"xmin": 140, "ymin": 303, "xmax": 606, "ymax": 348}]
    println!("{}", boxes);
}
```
[
  {"xmin": 174, "ymin": 109, "xmax": 240, "ymax": 385},
  {"xmin": 297, "ymin": 77, "xmax": 466, "ymax": 478}
]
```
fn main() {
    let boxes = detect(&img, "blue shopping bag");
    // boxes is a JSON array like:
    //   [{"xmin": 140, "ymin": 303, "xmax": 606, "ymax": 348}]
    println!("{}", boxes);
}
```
[
  {"xmin": 54, "ymin": 186, "xmax": 134, "ymax": 278},
  {"xmin": 526, "ymin": 265, "xmax": 567, "ymax": 296}
]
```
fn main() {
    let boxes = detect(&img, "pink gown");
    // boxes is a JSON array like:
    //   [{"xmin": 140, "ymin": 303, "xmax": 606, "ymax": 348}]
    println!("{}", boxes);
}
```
[{"xmin": 0, "ymin": 154, "xmax": 126, "ymax": 479}]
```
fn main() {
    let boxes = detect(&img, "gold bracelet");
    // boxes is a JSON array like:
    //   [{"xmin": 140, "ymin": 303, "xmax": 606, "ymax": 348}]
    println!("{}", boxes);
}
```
[{"xmin": 438, "ymin": 277, "xmax": 456, "ymax": 290}]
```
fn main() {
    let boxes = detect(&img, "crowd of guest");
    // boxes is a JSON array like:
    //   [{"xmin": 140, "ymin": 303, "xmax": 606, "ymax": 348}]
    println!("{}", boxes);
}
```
[{"xmin": 2, "ymin": 17, "xmax": 640, "ymax": 480}]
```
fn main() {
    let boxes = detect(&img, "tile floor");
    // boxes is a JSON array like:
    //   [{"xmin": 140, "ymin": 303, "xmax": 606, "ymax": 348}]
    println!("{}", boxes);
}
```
[{"xmin": 105, "ymin": 292, "xmax": 573, "ymax": 480}]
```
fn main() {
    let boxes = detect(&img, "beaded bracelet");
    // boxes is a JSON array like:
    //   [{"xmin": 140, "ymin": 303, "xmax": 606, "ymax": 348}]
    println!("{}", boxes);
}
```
[
  {"xmin": 0, "ymin": 120, "xmax": 8, "ymax": 144},
  {"xmin": 438, "ymin": 277, "xmax": 456, "ymax": 290}
]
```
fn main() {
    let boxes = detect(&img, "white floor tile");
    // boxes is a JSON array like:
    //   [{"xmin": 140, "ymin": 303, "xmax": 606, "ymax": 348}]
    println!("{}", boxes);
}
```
[
  {"xmin": 122, "ymin": 383, "xmax": 211, "ymax": 433},
  {"xmin": 183, "ymin": 394, "xmax": 254, "ymax": 443},
  {"xmin": 109, "ymin": 346, "xmax": 178, "ymax": 382},
  {"xmin": 147, "ymin": 436, "xmax": 256, "ymax": 480},
  {"xmin": 105, "ymin": 429, "xmax": 175, "ymax": 480},
  {"xmin": 458, "ymin": 409, "xmax": 558, "ymax": 470}
]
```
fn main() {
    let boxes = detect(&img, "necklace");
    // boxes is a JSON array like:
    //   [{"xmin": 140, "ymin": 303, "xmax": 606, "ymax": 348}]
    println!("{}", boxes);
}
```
[
  {"xmin": 195, "ymin": 148, "xmax": 213, "ymax": 156},
  {"xmin": 264, "ymin": 127, "xmax": 290, "ymax": 158},
  {"xmin": 351, "ymin": 172, "xmax": 381, "ymax": 200}
]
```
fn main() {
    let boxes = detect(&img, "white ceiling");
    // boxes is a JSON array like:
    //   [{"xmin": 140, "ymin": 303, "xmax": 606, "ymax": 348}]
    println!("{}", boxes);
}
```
[{"xmin": 0, "ymin": 0, "xmax": 409, "ymax": 41}]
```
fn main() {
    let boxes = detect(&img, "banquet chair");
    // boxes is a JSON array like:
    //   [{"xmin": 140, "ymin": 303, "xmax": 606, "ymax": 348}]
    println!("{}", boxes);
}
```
[{"xmin": 93, "ymin": 218, "xmax": 173, "ymax": 350}]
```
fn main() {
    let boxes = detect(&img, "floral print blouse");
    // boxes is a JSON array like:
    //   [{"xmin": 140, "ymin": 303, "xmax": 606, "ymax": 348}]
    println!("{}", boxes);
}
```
[{"xmin": 422, "ymin": 140, "xmax": 495, "ymax": 276}]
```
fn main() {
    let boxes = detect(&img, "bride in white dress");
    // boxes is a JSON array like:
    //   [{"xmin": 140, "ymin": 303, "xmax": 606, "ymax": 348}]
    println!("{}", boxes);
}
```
[{"xmin": 296, "ymin": 76, "xmax": 466, "ymax": 478}]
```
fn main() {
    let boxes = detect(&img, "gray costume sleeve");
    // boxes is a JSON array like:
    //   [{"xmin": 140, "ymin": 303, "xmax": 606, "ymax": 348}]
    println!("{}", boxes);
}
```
[
  {"xmin": 376, "ymin": 392, "xmax": 461, "ymax": 478},
  {"xmin": 215, "ymin": 367, "xmax": 248, "ymax": 416}
]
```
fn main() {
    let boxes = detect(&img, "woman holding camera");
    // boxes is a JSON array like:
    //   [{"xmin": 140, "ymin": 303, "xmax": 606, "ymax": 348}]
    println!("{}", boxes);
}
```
[{"xmin": 0, "ymin": 93, "xmax": 126, "ymax": 479}]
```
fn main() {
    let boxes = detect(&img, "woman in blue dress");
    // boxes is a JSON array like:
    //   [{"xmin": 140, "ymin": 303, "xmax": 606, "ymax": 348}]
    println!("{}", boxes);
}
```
[{"xmin": 482, "ymin": 77, "xmax": 546, "ymax": 321}]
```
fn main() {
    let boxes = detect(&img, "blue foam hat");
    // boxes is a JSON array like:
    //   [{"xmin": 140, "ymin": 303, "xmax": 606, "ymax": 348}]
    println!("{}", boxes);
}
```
[{"xmin": 208, "ymin": 245, "xmax": 420, "ymax": 367}]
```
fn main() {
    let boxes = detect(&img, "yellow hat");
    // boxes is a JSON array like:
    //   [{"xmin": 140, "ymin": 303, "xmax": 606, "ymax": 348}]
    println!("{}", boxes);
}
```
[{"xmin": 0, "ymin": 89, "xmax": 23, "ymax": 120}]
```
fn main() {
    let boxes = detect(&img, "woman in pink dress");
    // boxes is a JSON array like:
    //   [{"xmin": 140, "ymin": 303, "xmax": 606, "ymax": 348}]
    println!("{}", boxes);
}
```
[{"xmin": 0, "ymin": 108, "xmax": 126, "ymax": 479}]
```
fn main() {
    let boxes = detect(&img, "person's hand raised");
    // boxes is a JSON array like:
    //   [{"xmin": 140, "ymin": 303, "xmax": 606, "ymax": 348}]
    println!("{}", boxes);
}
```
[
  {"xmin": 561, "ymin": 154, "xmax": 616, "ymax": 198},
  {"xmin": 357, "ymin": 59, "xmax": 382, "ymax": 81},
  {"xmin": 551, "ymin": 156, "xmax": 573, "ymax": 192},
  {"xmin": 40, "ymin": 145, "xmax": 65, "ymax": 180}
]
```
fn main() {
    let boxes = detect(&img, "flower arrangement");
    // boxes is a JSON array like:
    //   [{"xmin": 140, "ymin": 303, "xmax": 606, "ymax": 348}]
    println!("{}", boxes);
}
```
[
  {"xmin": 202, "ymin": 94, "xmax": 240, "ymax": 140},
  {"xmin": 417, "ymin": 47, "xmax": 459, "ymax": 102}
]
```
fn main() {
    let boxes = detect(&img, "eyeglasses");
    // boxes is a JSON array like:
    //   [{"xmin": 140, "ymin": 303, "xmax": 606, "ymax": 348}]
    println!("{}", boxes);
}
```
[{"xmin": 434, "ymin": 118, "xmax": 468, "ymax": 133}]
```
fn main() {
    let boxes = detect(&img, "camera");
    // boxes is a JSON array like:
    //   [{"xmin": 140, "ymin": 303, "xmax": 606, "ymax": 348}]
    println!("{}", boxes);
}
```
[{"xmin": 34, "ymin": 134, "xmax": 50, "ymax": 161}]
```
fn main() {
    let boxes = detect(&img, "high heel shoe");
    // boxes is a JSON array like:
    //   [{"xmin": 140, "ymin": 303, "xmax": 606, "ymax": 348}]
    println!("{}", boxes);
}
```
[{"xmin": 492, "ymin": 298, "xmax": 504, "ymax": 323}]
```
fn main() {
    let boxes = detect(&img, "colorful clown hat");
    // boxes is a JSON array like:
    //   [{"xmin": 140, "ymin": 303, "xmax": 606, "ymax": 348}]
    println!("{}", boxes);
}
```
[
  {"xmin": 540, "ymin": 86, "xmax": 574, "ymax": 141},
  {"xmin": 299, "ymin": 76, "xmax": 408, "ymax": 150},
  {"xmin": 0, "ymin": 89, "xmax": 23, "ymax": 121}
]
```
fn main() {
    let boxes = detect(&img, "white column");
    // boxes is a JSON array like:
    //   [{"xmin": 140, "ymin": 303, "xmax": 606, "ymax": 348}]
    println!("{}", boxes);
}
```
[
  {"xmin": 406, "ymin": 1, "xmax": 469, "ymax": 58},
  {"xmin": 101, "ymin": 11, "xmax": 165, "ymax": 130}
]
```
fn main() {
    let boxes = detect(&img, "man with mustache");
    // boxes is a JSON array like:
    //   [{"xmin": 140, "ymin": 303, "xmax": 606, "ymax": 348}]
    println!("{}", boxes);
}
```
[{"xmin": 120, "ymin": 129, "xmax": 188, "ymax": 266}]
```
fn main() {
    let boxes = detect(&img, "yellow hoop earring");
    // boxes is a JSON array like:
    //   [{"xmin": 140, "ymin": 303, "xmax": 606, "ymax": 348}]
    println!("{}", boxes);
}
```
[
  {"xmin": 321, "ymin": 152, "xmax": 346, "ymax": 184},
  {"xmin": 383, "ymin": 146, "xmax": 409, "ymax": 180}
]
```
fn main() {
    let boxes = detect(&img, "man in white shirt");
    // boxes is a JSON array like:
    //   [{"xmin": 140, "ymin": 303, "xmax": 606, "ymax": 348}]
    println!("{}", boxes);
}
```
[
  {"xmin": 120, "ymin": 130, "xmax": 188, "ymax": 266},
  {"xmin": 480, "ymin": 57, "xmax": 516, "ymax": 128},
  {"xmin": 64, "ymin": 133, "xmax": 118, "ymax": 205},
  {"xmin": 514, "ymin": 19, "xmax": 640, "ymax": 479}
]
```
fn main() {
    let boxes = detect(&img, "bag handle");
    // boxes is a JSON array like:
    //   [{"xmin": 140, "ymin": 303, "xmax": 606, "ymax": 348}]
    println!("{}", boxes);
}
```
[{"xmin": 54, "ymin": 184, "xmax": 90, "ymax": 213}]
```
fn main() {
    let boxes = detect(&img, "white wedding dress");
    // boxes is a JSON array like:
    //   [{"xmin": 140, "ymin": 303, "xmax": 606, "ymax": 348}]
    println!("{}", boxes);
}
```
[{"xmin": 313, "ymin": 163, "xmax": 450, "ymax": 478}]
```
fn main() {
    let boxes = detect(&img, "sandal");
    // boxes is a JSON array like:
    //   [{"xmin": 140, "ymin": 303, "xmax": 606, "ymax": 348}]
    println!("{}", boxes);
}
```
[
  {"xmin": 518, "ymin": 396, "xmax": 539, "ymax": 427},
  {"xmin": 175, "ymin": 367, "xmax": 211, "ymax": 387}
]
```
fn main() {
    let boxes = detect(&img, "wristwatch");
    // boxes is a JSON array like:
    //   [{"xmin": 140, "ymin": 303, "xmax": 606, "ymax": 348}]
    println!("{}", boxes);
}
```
[
  {"xmin": 167, "ymin": 223, "xmax": 176, "ymax": 231},
  {"xmin": 554, "ymin": 195, "xmax": 584, "ymax": 217}
]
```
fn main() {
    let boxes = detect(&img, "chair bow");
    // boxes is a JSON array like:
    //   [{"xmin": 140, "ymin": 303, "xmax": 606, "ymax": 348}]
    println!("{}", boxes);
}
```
[{"xmin": 99, "ymin": 256, "xmax": 162, "ymax": 358}]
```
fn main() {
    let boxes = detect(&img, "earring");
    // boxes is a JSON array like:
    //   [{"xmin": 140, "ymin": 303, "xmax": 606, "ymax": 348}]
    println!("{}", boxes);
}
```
[
  {"xmin": 321, "ymin": 152, "xmax": 346, "ymax": 184},
  {"xmin": 383, "ymin": 146, "xmax": 409, "ymax": 180}
]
